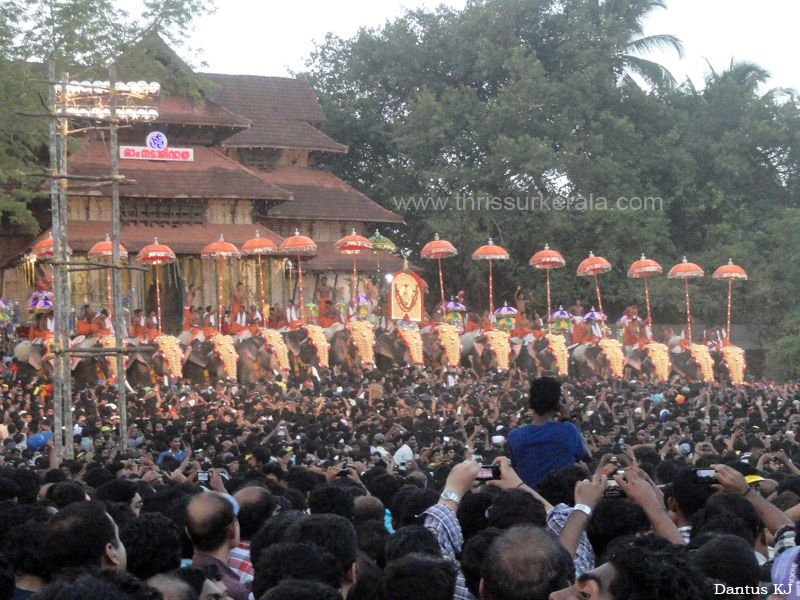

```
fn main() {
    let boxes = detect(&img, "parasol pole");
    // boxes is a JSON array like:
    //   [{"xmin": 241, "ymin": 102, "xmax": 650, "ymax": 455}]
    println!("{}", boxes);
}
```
[
  {"xmin": 644, "ymin": 274, "xmax": 653, "ymax": 338},
  {"xmin": 546, "ymin": 268, "xmax": 552, "ymax": 329},
  {"xmin": 727, "ymin": 278, "xmax": 732, "ymax": 341},
  {"xmin": 353, "ymin": 254, "xmax": 358, "ymax": 299},
  {"xmin": 593, "ymin": 272, "xmax": 605, "ymax": 337},
  {"xmin": 155, "ymin": 264, "xmax": 162, "ymax": 331},
  {"xmin": 297, "ymin": 252, "xmax": 304, "ymax": 321},
  {"xmin": 258, "ymin": 254, "xmax": 266, "ymax": 320},
  {"xmin": 684, "ymin": 277, "xmax": 692, "ymax": 341},
  {"xmin": 106, "ymin": 266, "xmax": 112, "ymax": 313},
  {"xmin": 438, "ymin": 257, "xmax": 445, "ymax": 305},
  {"xmin": 217, "ymin": 258, "xmax": 223, "ymax": 332},
  {"xmin": 488, "ymin": 259, "xmax": 494, "ymax": 315}
]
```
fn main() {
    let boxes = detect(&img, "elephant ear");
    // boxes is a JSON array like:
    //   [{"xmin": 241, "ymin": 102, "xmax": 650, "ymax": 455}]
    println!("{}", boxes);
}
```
[
  {"xmin": 509, "ymin": 339, "xmax": 522, "ymax": 360},
  {"xmin": 472, "ymin": 338, "xmax": 486, "ymax": 358},
  {"xmin": 374, "ymin": 334, "xmax": 396, "ymax": 360},
  {"xmin": 422, "ymin": 332, "xmax": 434, "ymax": 356},
  {"xmin": 28, "ymin": 347, "xmax": 43, "ymax": 372},
  {"xmin": 187, "ymin": 342, "xmax": 210, "ymax": 368}
]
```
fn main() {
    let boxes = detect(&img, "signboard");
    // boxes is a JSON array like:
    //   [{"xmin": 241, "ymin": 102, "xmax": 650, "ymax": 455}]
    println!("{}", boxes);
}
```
[{"xmin": 120, "ymin": 131, "xmax": 194, "ymax": 162}]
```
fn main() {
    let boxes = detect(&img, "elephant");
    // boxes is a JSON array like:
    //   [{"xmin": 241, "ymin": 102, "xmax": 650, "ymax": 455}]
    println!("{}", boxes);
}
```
[
  {"xmin": 670, "ymin": 350, "xmax": 706, "ymax": 381},
  {"xmin": 236, "ymin": 333, "xmax": 287, "ymax": 384},
  {"xmin": 374, "ymin": 328, "xmax": 425, "ymax": 370},
  {"xmin": 460, "ymin": 332, "xmax": 505, "ymax": 372},
  {"xmin": 422, "ymin": 326, "xmax": 461, "ymax": 370},
  {"xmin": 282, "ymin": 327, "xmax": 329, "ymax": 376},
  {"xmin": 569, "ymin": 344, "xmax": 610, "ymax": 379},
  {"xmin": 183, "ymin": 336, "xmax": 237, "ymax": 385},
  {"xmin": 711, "ymin": 346, "xmax": 745, "ymax": 385},
  {"xmin": 623, "ymin": 347, "xmax": 658, "ymax": 382},
  {"xmin": 516, "ymin": 335, "xmax": 569, "ymax": 376},
  {"xmin": 126, "ymin": 341, "xmax": 182, "ymax": 389},
  {"xmin": 13, "ymin": 340, "xmax": 53, "ymax": 380}
]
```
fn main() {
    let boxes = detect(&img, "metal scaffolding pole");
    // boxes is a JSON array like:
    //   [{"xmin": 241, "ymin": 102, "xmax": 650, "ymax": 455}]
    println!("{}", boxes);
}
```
[
  {"xmin": 109, "ymin": 66, "xmax": 129, "ymax": 447},
  {"xmin": 47, "ymin": 61, "xmax": 64, "ymax": 460},
  {"xmin": 58, "ymin": 72, "xmax": 74, "ymax": 459}
]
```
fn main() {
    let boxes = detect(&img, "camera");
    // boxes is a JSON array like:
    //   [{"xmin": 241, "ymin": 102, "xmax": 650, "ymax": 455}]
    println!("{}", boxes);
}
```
[
  {"xmin": 476, "ymin": 464, "xmax": 501, "ymax": 481},
  {"xmin": 691, "ymin": 468, "xmax": 716, "ymax": 485},
  {"xmin": 603, "ymin": 470, "xmax": 627, "ymax": 498},
  {"xmin": 196, "ymin": 471, "xmax": 209, "ymax": 483}
]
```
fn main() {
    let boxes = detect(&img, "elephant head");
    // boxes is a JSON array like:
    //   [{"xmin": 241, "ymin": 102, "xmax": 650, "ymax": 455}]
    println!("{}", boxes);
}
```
[
  {"xmin": 236, "ymin": 335, "xmax": 286, "ymax": 384},
  {"xmin": 13, "ymin": 340, "xmax": 53, "ymax": 380},
  {"xmin": 183, "ymin": 336, "xmax": 236, "ymax": 385}
]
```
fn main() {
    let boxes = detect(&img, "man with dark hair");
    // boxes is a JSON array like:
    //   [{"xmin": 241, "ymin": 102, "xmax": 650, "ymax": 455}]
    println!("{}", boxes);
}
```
[
  {"xmin": 251, "ymin": 542, "xmax": 343, "ymax": 599},
  {"xmin": 487, "ymin": 489, "xmax": 547, "ymax": 530},
  {"xmin": 35, "ymin": 570, "xmax": 162, "ymax": 600},
  {"xmin": 147, "ymin": 574, "xmax": 199, "ymax": 600},
  {"xmin": 285, "ymin": 514, "xmax": 358, "ymax": 598},
  {"xmin": 44, "ymin": 501, "xmax": 127, "ymax": 575},
  {"xmin": 262, "ymin": 579, "xmax": 343, "ymax": 600},
  {"xmin": 228, "ymin": 486, "xmax": 276, "ymax": 585},
  {"xmin": 507, "ymin": 377, "xmax": 588, "ymax": 488},
  {"xmin": 353, "ymin": 495, "xmax": 385, "ymax": 526},
  {"xmin": 308, "ymin": 484, "xmax": 355, "ymax": 521},
  {"xmin": 3, "ymin": 521, "xmax": 49, "ymax": 599},
  {"xmin": 382, "ymin": 553, "xmax": 456, "ymax": 600},
  {"xmin": 96, "ymin": 479, "xmax": 143, "ymax": 516},
  {"xmin": 670, "ymin": 467, "xmax": 716, "ymax": 542},
  {"xmin": 384, "ymin": 525, "xmax": 441, "ymax": 563},
  {"xmin": 185, "ymin": 492, "xmax": 248, "ymax": 600},
  {"xmin": 479, "ymin": 525, "xmax": 573, "ymax": 600},
  {"xmin": 120, "ymin": 513, "xmax": 182, "ymax": 580}
]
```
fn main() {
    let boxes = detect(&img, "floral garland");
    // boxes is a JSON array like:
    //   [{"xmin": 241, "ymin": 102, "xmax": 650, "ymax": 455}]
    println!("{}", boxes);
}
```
[
  {"xmin": 393, "ymin": 282, "xmax": 420, "ymax": 314},
  {"xmin": 210, "ymin": 334, "xmax": 238, "ymax": 382},
  {"xmin": 545, "ymin": 333, "xmax": 569, "ymax": 376},
  {"xmin": 347, "ymin": 321, "xmax": 376, "ymax": 367},
  {"xmin": 397, "ymin": 327, "xmax": 424, "ymax": 365},
  {"xmin": 688, "ymin": 344, "xmax": 714, "ymax": 383},
  {"xmin": 485, "ymin": 330, "xmax": 511, "ymax": 371},
  {"xmin": 721, "ymin": 345, "xmax": 746, "ymax": 385},
  {"xmin": 644, "ymin": 342, "xmax": 670, "ymax": 382},
  {"xmin": 260, "ymin": 328, "xmax": 290, "ymax": 372},
  {"xmin": 154, "ymin": 335, "xmax": 183, "ymax": 380},
  {"xmin": 303, "ymin": 325, "xmax": 330, "ymax": 368},
  {"xmin": 435, "ymin": 323, "xmax": 461, "ymax": 368},
  {"xmin": 598, "ymin": 338, "xmax": 625, "ymax": 379}
]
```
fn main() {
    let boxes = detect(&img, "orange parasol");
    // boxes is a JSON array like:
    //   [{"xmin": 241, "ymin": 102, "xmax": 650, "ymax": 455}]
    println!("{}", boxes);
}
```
[
  {"xmin": 421, "ymin": 234, "xmax": 458, "ymax": 305},
  {"xmin": 577, "ymin": 252, "xmax": 612, "ymax": 335},
  {"xmin": 713, "ymin": 259, "xmax": 748, "ymax": 342},
  {"xmin": 31, "ymin": 232, "xmax": 72, "ymax": 261},
  {"xmin": 334, "ymin": 229, "xmax": 373, "ymax": 298},
  {"xmin": 242, "ymin": 231, "xmax": 277, "ymax": 319},
  {"xmin": 627, "ymin": 254, "xmax": 662, "ymax": 337},
  {"xmin": 472, "ymin": 239, "xmax": 509, "ymax": 315},
  {"xmin": 202, "ymin": 235, "xmax": 242, "ymax": 333},
  {"xmin": 89, "ymin": 234, "xmax": 129, "ymax": 313},
  {"xmin": 137, "ymin": 238, "xmax": 177, "ymax": 331},
  {"xmin": 529, "ymin": 244, "xmax": 565, "ymax": 329},
  {"xmin": 279, "ymin": 230, "xmax": 317, "ymax": 321},
  {"xmin": 668, "ymin": 256, "xmax": 704, "ymax": 341}
]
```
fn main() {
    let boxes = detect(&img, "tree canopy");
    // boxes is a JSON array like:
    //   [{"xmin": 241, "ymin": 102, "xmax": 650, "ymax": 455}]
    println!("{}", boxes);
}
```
[{"xmin": 302, "ymin": 0, "xmax": 800, "ymax": 378}]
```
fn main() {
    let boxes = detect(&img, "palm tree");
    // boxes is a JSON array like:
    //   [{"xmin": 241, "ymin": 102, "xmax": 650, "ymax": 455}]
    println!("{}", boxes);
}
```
[{"xmin": 604, "ymin": 0, "xmax": 684, "ymax": 90}]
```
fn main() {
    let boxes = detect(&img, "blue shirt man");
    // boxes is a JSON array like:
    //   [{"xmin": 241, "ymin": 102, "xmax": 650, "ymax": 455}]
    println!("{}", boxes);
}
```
[
  {"xmin": 508, "ymin": 377, "xmax": 588, "ymax": 488},
  {"xmin": 157, "ymin": 435, "xmax": 186, "ymax": 465}
]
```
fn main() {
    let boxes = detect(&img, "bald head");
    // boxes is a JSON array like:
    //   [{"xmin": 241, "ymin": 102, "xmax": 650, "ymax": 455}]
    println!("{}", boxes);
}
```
[
  {"xmin": 354, "ymin": 495, "xmax": 386, "ymax": 526},
  {"xmin": 186, "ymin": 492, "xmax": 238, "ymax": 553},
  {"xmin": 234, "ymin": 485, "xmax": 276, "ymax": 540}
]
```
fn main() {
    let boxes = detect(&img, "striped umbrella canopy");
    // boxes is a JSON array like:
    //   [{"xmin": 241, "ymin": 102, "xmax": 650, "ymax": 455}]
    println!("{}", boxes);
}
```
[
  {"xmin": 494, "ymin": 303, "xmax": 518, "ymax": 317},
  {"xmin": 584, "ymin": 309, "xmax": 606, "ymax": 321},
  {"xmin": 550, "ymin": 306, "xmax": 572, "ymax": 319},
  {"xmin": 627, "ymin": 254, "xmax": 662, "ymax": 334},
  {"xmin": 445, "ymin": 300, "xmax": 466, "ymax": 312},
  {"xmin": 31, "ymin": 232, "xmax": 72, "ymax": 261},
  {"xmin": 422, "ymin": 233, "xmax": 458, "ymax": 305}
]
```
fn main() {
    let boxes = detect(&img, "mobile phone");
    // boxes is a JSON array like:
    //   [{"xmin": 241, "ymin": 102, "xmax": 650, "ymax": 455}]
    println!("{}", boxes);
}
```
[
  {"xmin": 691, "ymin": 468, "xmax": 716, "ymax": 484},
  {"xmin": 196, "ymin": 471, "xmax": 209, "ymax": 482},
  {"xmin": 604, "ymin": 471, "xmax": 627, "ymax": 498},
  {"xmin": 476, "ymin": 464, "xmax": 501, "ymax": 481}
]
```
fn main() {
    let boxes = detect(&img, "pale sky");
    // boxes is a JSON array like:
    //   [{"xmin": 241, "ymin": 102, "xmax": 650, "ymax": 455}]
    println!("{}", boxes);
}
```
[{"xmin": 177, "ymin": 0, "xmax": 800, "ymax": 92}]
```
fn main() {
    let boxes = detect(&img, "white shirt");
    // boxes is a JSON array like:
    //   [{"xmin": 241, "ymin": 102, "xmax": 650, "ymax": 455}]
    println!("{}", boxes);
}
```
[
  {"xmin": 286, "ymin": 306, "xmax": 298, "ymax": 322},
  {"xmin": 235, "ymin": 312, "xmax": 247, "ymax": 326}
]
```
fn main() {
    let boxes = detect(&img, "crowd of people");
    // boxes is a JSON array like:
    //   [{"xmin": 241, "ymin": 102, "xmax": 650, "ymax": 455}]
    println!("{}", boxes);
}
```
[{"xmin": 0, "ymin": 339, "xmax": 799, "ymax": 600}]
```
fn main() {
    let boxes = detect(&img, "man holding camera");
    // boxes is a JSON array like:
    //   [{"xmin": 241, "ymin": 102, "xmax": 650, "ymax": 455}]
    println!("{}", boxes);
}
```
[{"xmin": 507, "ymin": 377, "xmax": 590, "ymax": 488}]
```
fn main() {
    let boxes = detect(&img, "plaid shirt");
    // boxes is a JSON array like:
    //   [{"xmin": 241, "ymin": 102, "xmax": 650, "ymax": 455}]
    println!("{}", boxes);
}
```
[
  {"xmin": 546, "ymin": 503, "xmax": 595, "ymax": 577},
  {"xmin": 424, "ymin": 503, "xmax": 474, "ymax": 600},
  {"xmin": 228, "ymin": 541, "xmax": 254, "ymax": 584}
]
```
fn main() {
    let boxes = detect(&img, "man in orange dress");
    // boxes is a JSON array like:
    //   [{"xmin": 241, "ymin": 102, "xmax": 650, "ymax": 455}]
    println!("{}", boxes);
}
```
[
  {"xmin": 130, "ymin": 309, "xmax": 147, "ymax": 338},
  {"xmin": 231, "ymin": 305, "xmax": 247, "ymax": 335},
  {"xmin": 231, "ymin": 283, "xmax": 246, "ymax": 318},
  {"xmin": 184, "ymin": 283, "xmax": 199, "ymax": 331},
  {"xmin": 146, "ymin": 310, "xmax": 160, "ymax": 341},
  {"xmin": 91, "ymin": 310, "xmax": 112, "ymax": 337}
]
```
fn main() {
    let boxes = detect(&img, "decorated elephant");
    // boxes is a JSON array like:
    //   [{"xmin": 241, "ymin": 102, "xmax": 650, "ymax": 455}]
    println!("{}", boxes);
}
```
[
  {"xmin": 422, "ymin": 323, "xmax": 461, "ymax": 370},
  {"xmin": 712, "ymin": 346, "xmax": 746, "ymax": 385},
  {"xmin": 514, "ymin": 334, "xmax": 569, "ymax": 376},
  {"xmin": 460, "ymin": 329, "xmax": 511, "ymax": 372},
  {"xmin": 570, "ymin": 338, "xmax": 625, "ymax": 380},
  {"xmin": 183, "ymin": 335, "xmax": 238, "ymax": 384},
  {"xmin": 12, "ymin": 340, "xmax": 54, "ymax": 380},
  {"xmin": 326, "ymin": 322, "xmax": 377, "ymax": 370},
  {"xmin": 375, "ymin": 326, "xmax": 425, "ymax": 370},
  {"xmin": 236, "ymin": 329, "xmax": 290, "ymax": 384},
  {"xmin": 282, "ymin": 325, "xmax": 330, "ymax": 375},
  {"xmin": 669, "ymin": 343, "xmax": 714, "ymax": 382},
  {"xmin": 126, "ymin": 336, "xmax": 184, "ymax": 388}
]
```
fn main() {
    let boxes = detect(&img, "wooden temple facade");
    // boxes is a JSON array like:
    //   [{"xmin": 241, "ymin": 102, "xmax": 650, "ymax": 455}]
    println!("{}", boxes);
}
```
[{"xmin": 0, "ymin": 51, "xmax": 404, "ymax": 332}]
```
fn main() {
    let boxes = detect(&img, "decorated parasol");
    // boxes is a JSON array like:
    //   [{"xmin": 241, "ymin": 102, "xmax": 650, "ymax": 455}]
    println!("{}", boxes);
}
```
[
  {"xmin": 472, "ymin": 238, "xmax": 509, "ymax": 315},
  {"xmin": 242, "ymin": 230, "xmax": 278, "ymax": 319},
  {"xmin": 369, "ymin": 230, "xmax": 396, "ymax": 278},
  {"xmin": 31, "ymin": 232, "xmax": 72, "ymax": 261},
  {"xmin": 335, "ymin": 229, "xmax": 373, "ymax": 299},
  {"xmin": 550, "ymin": 306, "xmax": 572, "ymax": 331},
  {"xmin": 494, "ymin": 302, "xmax": 518, "ymax": 331},
  {"xmin": 421, "ymin": 234, "xmax": 458, "ymax": 305},
  {"xmin": 530, "ymin": 244, "xmax": 566, "ymax": 329},
  {"xmin": 577, "ymin": 252, "xmax": 611, "ymax": 336},
  {"xmin": 29, "ymin": 292, "xmax": 53, "ymax": 311},
  {"xmin": 627, "ymin": 254, "xmax": 662, "ymax": 337},
  {"xmin": 88, "ymin": 234, "xmax": 129, "ymax": 313},
  {"xmin": 201, "ymin": 235, "xmax": 242, "ymax": 332},
  {"xmin": 668, "ymin": 257, "xmax": 704, "ymax": 341},
  {"xmin": 584, "ymin": 308, "xmax": 606, "ymax": 321},
  {"xmin": 279, "ymin": 230, "xmax": 317, "ymax": 321},
  {"xmin": 137, "ymin": 238, "xmax": 176, "ymax": 331},
  {"xmin": 444, "ymin": 299, "xmax": 466, "ymax": 312},
  {"xmin": 713, "ymin": 259, "xmax": 748, "ymax": 342},
  {"xmin": 0, "ymin": 299, "xmax": 9, "ymax": 322}
]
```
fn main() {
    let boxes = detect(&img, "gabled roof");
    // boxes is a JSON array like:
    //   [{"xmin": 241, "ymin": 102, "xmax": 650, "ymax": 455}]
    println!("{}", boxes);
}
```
[
  {"xmin": 68, "ymin": 142, "xmax": 293, "ymax": 201},
  {"xmin": 305, "ymin": 242, "xmax": 408, "ymax": 273},
  {"xmin": 202, "ymin": 74, "xmax": 348, "ymax": 153},
  {"xmin": 257, "ymin": 166, "xmax": 402, "ymax": 223},
  {"xmin": 154, "ymin": 95, "xmax": 251, "ymax": 128}
]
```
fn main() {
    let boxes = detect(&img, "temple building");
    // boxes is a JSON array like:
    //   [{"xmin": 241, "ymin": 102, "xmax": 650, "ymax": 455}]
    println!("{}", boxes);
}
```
[{"xmin": 0, "ymin": 45, "xmax": 404, "ymax": 332}]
